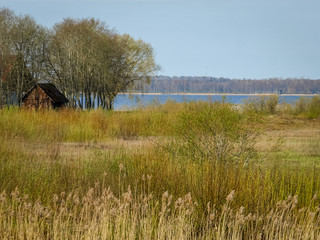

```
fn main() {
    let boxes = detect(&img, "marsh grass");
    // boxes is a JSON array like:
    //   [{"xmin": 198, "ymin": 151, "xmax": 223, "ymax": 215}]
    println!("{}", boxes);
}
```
[
  {"xmin": 293, "ymin": 96, "xmax": 320, "ymax": 118},
  {"xmin": 1, "ymin": 102, "xmax": 320, "ymax": 239},
  {"xmin": 0, "ymin": 103, "xmax": 182, "ymax": 142},
  {"xmin": 242, "ymin": 95, "xmax": 279, "ymax": 114},
  {"xmin": 243, "ymin": 95, "xmax": 320, "ymax": 119},
  {"xmin": 0, "ymin": 186, "xmax": 320, "ymax": 239}
]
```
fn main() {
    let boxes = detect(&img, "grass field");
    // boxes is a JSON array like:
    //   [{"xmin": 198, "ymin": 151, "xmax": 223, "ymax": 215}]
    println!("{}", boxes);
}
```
[{"xmin": 0, "ymin": 98, "xmax": 320, "ymax": 239}]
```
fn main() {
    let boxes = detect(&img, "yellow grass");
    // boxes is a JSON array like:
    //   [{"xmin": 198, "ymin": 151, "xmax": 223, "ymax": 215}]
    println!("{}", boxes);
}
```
[{"xmin": 0, "ymin": 102, "xmax": 320, "ymax": 239}]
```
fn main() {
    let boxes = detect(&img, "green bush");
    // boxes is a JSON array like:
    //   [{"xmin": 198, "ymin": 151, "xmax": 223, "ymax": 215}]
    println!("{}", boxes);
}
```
[
  {"xmin": 284, "ymin": 96, "xmax": 320, "ymax": 119},
  {"xmin": 242, "ymin": 95, "xmax": 279, "ymax": 114},
  {"xmin": 299, "ymin": 96, "xmax": 320, "ymax": 118},
  {"xmin": 168, "ymin": 102, "xmax": 258, "ymax": 164}
]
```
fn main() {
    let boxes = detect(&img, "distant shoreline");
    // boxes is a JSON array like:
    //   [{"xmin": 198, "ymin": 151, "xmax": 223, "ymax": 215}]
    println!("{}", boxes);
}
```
[{"xmin": 119, "ymin": 93, "xmax": 317, "ymax": 96}]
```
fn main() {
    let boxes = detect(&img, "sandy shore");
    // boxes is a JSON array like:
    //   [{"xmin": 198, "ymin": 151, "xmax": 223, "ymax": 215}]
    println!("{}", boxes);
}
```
[{"xmin": 118, "ymin": 93, "xmax": 317, "ymax": 96}]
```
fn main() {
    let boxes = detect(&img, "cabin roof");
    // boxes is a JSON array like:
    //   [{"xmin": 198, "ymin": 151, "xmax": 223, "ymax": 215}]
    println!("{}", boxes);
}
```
[{"xmin": 23, "ymin": 83, "xmax": 69, "ymax": 103}]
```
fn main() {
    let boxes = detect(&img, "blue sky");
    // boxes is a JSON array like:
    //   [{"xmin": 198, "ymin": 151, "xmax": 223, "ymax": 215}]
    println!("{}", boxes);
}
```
[{"xmin": 2, "ymin": 0, "xmax": 320, "ymax": 79}]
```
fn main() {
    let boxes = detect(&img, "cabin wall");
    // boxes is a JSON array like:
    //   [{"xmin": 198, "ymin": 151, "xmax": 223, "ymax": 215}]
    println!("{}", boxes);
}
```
[{"xmin": 22, "ymin": 86, "xmax": 53, "ymax": 110}]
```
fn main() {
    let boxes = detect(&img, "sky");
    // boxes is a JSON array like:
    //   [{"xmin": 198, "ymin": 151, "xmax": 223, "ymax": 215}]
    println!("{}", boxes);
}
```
[{"xmin": 1, "ymin": 0, "xmax": 320, "ymax": 79}]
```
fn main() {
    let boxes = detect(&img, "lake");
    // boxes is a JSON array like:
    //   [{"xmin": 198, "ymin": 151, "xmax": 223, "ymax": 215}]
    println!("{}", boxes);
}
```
[{"xmin": 112, "ymin": 93, "xmax": 314, "ymax": 110}]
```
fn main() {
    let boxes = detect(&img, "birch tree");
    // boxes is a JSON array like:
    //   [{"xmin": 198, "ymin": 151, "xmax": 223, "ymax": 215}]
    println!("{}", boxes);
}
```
[
  {"xmin": 98, "ymin": 34, "xmax": 159, "ymax": 110},
  {"xmin": 46, "ymin": 18, "xmax": 159, "ymax": 110},
  {"xmin": 0, "ymin": 8, "xmax": 15, "ymax": 106},
  {"xmin": 0, "ymin": 8, "xmax": 47, "ymax": 106}
]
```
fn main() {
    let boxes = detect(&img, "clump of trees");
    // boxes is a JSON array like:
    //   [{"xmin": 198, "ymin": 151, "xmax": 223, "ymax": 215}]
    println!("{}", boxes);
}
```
[
  {"xmin": 0, "ymin": 9, "xmax": 46, "ymax": 107},
  {"xmin": 0, "ymin": 8, "xmax": 159, "ymax": 110}
]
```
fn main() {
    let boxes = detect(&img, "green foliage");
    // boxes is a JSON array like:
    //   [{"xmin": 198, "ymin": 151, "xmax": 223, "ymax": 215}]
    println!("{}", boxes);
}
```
[
  {"xmin": 242, "ymin": 95, "xmax": 279, "ymax": 114},
  {"xmin": 169, "ymin": 102, "xmax": 258, "ymax": 164},
  {"xmin": 277, "ymin": 96, "xmax": 320, "ymax": 119},
  {"xmin": 293, "ymin": 96, "xmax": 320, "ymax": 118},
  {"xmin": 0, "ymin": 107, "xmax": 176, "ymax": 142}
]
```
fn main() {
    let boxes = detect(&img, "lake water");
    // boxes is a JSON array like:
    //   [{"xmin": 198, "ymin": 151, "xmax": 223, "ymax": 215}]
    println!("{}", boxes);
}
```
[{"xmin": 112, "ymin": 94, "xmax": 314, "ymax": 110}]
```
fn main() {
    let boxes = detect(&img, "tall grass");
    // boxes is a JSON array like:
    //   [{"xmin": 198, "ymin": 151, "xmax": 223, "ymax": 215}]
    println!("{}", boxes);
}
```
[
  {"xmin": 0, "ymin": 105, "xmax": 179, "ymax": 142},
  {"xmin": 1, "ymin": 136, "xmax": 319, "ymax": 215},
  {"xmin": 1, "ymin": 186, "xmax": 319, "ymax": 239},
  {"xmin": 242, "ymin": 95, "xmax": 320, "ymax": 119},
  {"xmin": 242, "ymin": 95, "xmax": 279, "ymax": 114},
  {"xmin": 291, "ymin": 95, "xmax": 320, "ymax": 118},
  {"xmin": 0, "ymin": 102, "xmax": 320, "ymax": 239}
]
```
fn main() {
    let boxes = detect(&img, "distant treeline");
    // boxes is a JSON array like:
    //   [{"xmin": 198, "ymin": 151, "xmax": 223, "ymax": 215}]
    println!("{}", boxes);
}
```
[{"xmin": 139, "ymin": 76, "xmax": 320, "ymax": 94}]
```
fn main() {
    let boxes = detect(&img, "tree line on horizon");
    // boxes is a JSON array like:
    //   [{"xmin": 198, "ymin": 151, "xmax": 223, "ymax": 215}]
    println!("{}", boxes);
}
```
[
  {"xmin": 0, "ymin": 8, "xmax": 159, "ymax": 110},
  {"xmin": 141, "ymin": 76, "xmax": 320, "ymax": 94}
]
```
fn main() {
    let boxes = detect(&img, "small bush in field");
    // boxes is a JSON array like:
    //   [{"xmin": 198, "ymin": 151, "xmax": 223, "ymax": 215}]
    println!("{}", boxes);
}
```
[
  {"xmin": 277, "ymin": 96, "xmax": 320, "ymax": 119},
  {"xmin": 309, "ymin": 96, "xmax": 320, "ymax": 118},
  {"xmin": 169, "ymin": 102, "xmax": 258, "ymax": 164},
  {"xmin": 242, "ymin": 95, "xmax": 279, "ymax": 114},
  {"xmin": 293, "ymin": 96, "xmax": 320, "ymax": 118}
]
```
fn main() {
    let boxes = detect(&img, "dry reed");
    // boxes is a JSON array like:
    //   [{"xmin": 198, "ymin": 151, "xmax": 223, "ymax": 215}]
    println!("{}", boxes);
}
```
[{"xmin": 0, "ymin": 186, "xmax": 319, "ymax": 239}]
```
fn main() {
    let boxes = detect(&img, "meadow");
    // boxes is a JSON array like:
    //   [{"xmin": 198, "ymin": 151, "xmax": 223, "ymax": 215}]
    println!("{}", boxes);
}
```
[{"xmin": 0, "ymin": 96, "xmax": 320, "ymax": 239}]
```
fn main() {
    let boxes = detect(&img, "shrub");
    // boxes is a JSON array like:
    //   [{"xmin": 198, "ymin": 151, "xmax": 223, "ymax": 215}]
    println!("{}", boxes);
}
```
[
  {"xmin": 242, "ymin": 95, "xmax": 279, "ymax": 114},
  {"xmin": 292, "ymin": 96, "xmax": 320, "ymax": 118},
  {"xmin": 168, "ymin": 102, "xmax": 258, "ymax": 164}
]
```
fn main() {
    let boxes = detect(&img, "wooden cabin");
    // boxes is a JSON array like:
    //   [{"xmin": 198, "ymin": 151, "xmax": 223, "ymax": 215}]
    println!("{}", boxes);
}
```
[{"xmin": 22, "ymin": 83, "xmax": 68, "ymax": 109}]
